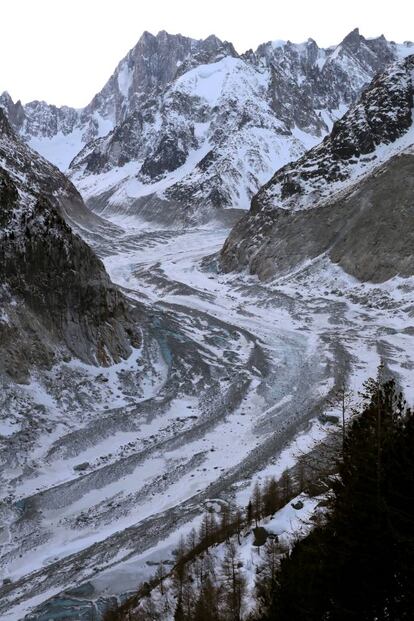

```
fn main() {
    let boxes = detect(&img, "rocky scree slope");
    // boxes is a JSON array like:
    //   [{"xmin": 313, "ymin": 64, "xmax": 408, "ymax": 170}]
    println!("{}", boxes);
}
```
[
  {"xmin": 220, "ymin": 55, "xmax": 414, "ymax": 282},
  {"xmin": 0, "ymin": 110, "xmax": 140, "ymax": 382}
]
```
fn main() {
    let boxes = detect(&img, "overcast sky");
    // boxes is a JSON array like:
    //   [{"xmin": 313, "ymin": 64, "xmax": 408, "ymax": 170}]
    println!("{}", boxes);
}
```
[{"xmin": 1, "ymin": 0, "xmax": 413, "ymax": 107}]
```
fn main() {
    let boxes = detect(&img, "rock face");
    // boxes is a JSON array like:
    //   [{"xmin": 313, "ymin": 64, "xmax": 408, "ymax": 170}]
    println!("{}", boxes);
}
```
[
  {"xmin": 1, "ymin": 29, "xmax": 413, "ymax": 223},
  {"xmin": 249, "ymin": 55, "xmax": 414, "ymax": 213},
  {"xmin": 0, "ymin": 110, "xmax": 140, "ymax": 382},
  {"xmin": 220, "ymin": 56, "xmax": 414, "ymax": 283},
  {"xmin": 85, "ymin": 31, "xmax": 238, "ymax": 126}
]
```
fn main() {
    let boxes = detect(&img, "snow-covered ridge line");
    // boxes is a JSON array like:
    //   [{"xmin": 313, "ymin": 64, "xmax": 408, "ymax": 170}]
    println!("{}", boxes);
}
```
[
  {"xmin": 0, "ymin": 31, "xmax": 412, "ymax": 193},
  {"xmin": 68, "ymin": 53, "xmax": 317, "ymax": 223},
  {"xmin": 0, "ymin": 31, "xmax": 238, "ymax": 172}
]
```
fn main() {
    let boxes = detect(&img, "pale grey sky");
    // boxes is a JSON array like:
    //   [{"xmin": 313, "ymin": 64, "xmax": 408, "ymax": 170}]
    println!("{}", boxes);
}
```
[{"xmin": 1, "ymin": 0, "xmax": 413, "ymax": 107}]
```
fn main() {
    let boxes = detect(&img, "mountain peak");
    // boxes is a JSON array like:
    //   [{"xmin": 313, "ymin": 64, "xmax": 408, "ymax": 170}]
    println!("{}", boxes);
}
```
[
  {"xmin": 341, "ymin": 27, "xmax": 363, "ymax": 47},
  {"xmin": 140, "ymin": 29, "xmax": 156, "ymax": 40},
  {"xmin": 204, "ymin": 33, "xmax": 223, "ymax": 45},
  {"xmin": 344, "ymin": 27, "xmax": 360, "ymax": 39},
  {"xmin": 154, "ymin": 29, "xmax": 184, "ymax": 41}
]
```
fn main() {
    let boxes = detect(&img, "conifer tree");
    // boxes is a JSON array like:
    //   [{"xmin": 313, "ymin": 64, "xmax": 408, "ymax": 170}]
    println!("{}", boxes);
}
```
[
  {"xmin": 172, "ymin": 535, "xmax": 188, "ymax": 601},
  {"xmin": 234, "ymin": 507, "xmax": 244, "ymax": 545},
  {"xmin": 173, "ymin": 597, "xmax": 185, "ymax": 621},
  {"xmin": 251, "ymin": 480, "xmax": 263, "ymax": 526},
  {"xmin": 255, "ymin": 538, "xmax": 281, "ymax": 615},
  {"xmin": 263, "ymin": 476, "xmax": 280, "ymax": 516},
  {"xmin": 193, "ymin": 576, "xmax": 221, "ymax": 621},
  {"xmin": 221, "ymin": 540, "xmax": 246, "ymax": 621},
  {"xmin": 258, "ymin": 374, "xmax": 414, "ymax": 621},
  {"xmin": 220, "ymin": 503, "xmax": 231, "ymax": 541},
  {"xmin": 154, "ymin": 562, "xmax": 166, "ymax": 596},
  {"xmin": 280, "ymin": 470, "xmax": 292, "ymax": 504},
  {"xmin": 246, "ymin": 499, "xmax": 253, "ymax": 526}
]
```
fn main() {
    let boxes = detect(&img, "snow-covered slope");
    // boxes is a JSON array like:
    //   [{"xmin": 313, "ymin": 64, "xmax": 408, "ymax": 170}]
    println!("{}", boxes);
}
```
[
  {"xmin": 69, "ymin": 55, "xmax": 314, "ymax": 224},
  {"xmin": 2, "ymin": 31, "xmax": 414, "ymax": 621},
  {"xmin": 246, "ymin": 28, "xmax": 405, "ymax": 134},
  {"xmin": 5, "ymin": 214, "xmax": 414, "ymax": 619},
  {"xmin": 0, "ymin": 92, "xmax": 112, "ymax": 171},
  {"xmin": 251, "ymin": 55, "xmax": 414, "ymax": 213},
  {"xmin": 221, "ymin": 55, "xmax": 414, "ymax": 282}
]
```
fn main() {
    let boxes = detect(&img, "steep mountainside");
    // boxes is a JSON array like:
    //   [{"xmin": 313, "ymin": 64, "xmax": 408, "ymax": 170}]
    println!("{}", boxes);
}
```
[
  {"xmin": 247, "ymin": 29, "xmax": 408, "ymax": 133},
  {"xmin": 2, "ymin": 28, "xmax": 414, "ymax": 621},
  {"xmin": 85, "ymin": 31, "xmax": 237, "ymax": 126},
  {"xmin": 220, "ymin": 56, "xmax": 414, "ymax": 282},
  {"xmin": 0, "ymin": 110, "xmax": 140, "ymax": 382}
]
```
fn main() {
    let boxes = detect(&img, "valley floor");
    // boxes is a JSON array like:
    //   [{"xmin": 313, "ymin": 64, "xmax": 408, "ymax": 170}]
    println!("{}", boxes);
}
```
[{"xmin": 1, "ymin": 215, "xmax": 413, "ymax": 619}]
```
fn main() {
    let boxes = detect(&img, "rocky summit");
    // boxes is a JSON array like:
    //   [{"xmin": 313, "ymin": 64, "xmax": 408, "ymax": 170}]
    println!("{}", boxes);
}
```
[
  {"xmin": 0, "ymin": 31, "xmax": 237, "ymax": 171},
  {"xmin": 66, "ymin": 31, "xmax": 414, "ymax": 225}
]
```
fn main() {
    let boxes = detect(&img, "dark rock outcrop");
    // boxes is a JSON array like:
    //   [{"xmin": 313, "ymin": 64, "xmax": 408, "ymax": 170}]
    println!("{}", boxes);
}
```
[{"xmin": 250, "ymin": 55, "xmax": 414, "ymax": 214}]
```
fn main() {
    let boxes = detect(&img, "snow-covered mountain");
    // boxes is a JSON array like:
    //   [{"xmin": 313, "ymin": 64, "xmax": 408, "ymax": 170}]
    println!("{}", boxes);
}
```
[
  {"xmin": 1, "ymin": 29, "xmax": 413, "ymax": 223},
  {"xmin": 0, "ymin": 32, "xmax": 236, "ymax": 171},
  {"xmin": 68, "ymin": 30, "xmax": 414, "ymax": 224},
  {"xmin": 0, "ymin": 109, "xmax": 140, "ymax": 383},
  {"xmin": 221, "ymin": 55, "xmax": 414, "ymax": 282},
  {"xmin": 69, "ymin": 55, "xmax": 311, "ymax": 224},
  {"xmin": 249, "ymin": 29, "xmax": 412, "ymax": 130},
  {"xmin": 2, "ymin": 29, "xmax": 414, "ymax": 621}
]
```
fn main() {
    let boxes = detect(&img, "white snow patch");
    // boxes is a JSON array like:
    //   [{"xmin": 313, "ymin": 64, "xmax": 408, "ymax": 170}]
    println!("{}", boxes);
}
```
[
  {"xmin": 172, "ymin": 56, "xmax": 243, "ymax": 106},
  {"xmin": 117, "ymin": 62, "xmax": 133, "ymax": 98}
]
